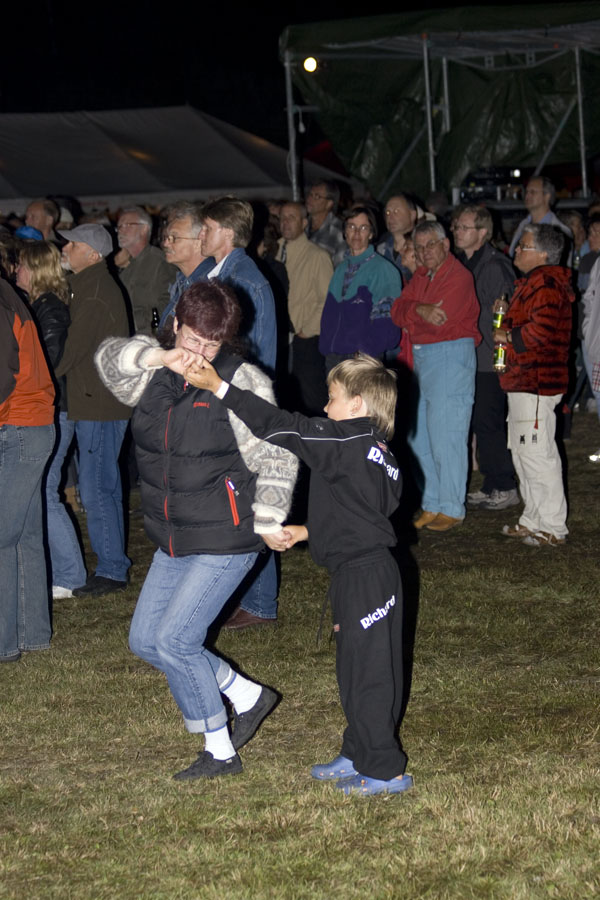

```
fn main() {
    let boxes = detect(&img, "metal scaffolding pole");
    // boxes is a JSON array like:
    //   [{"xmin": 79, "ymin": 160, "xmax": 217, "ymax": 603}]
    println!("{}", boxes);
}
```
[
  {"xmin": 284, "ymin": 50, "xmax": 299, "ymax": 201},
  {"xmin": 422, "ymin": 35, "xmax": 436, "ymax": 191},
  {"xmin": 380, "ymin": 125, "xmax": 427, "ymax": 200},
  {"xmin": 574, "ymin": 46, "xmax": 589, "ymax": 198},
  {"xmin": 533, "ymin": 97, "xmax": 576, "ymax": 176},
  {"xmin": 442, "ymin": 57, "xmax": 451, "ymax": 133}
]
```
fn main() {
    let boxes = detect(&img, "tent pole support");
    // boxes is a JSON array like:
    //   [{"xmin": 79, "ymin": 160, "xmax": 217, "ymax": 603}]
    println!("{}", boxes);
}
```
[
  {"xmin": 284, "ymin": 50, "xmax": 300, "ymax": 200},
  {"xmin": 380, "ymin": 125, "xmax": 427, "ymax": 200},
  {"xmin": 422, "ymin": 35, "xmax": 436, "ymax": 191},
  {"xmin": 574, "ymin": 47, "xmax": 589, "ymax": 198},
  {"xmin": 442, "ymin": 57, "xmax": 451, "ymax": 133},
  {"xmin": 533, "ymin": 97, "xmax": 576, "ymax": 176}
]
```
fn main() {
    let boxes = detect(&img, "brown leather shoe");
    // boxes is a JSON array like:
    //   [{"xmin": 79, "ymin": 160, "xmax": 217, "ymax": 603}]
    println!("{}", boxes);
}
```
[
  {"xmin": 223, "ymin": 608, "xmax": 275, "ymax": 630},
  {"xmin": 425, "ymin": 513, "xmax": 463, "ymax": 532},
  {"xmin": 413, "ymin": 510, "xmax": 438, "ymax": 529}
]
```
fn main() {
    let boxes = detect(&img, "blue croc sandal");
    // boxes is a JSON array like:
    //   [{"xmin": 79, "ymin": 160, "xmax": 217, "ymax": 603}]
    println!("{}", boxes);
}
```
[
  {"xmin": 336, "ymin": 772, "xmax": 414, "ymax": 795},
  {"xmin": 311, "ymin": 755, "xmax": 358, "ymax": 781}
]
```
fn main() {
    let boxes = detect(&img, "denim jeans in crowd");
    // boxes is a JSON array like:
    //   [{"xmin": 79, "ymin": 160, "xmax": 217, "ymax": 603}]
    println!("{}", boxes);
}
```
[
  {"xmin": 45, "ymin": 412, "xmax": 86, "ymax": 590},
  {"xmin": 129, "ymin": 548, "xmax": 258, "ymax": 732},
  {"xmin": 0, "ymin": 423, "xmax": 54, "ymax": 659},
  {"xmin": 75, "ymin": 419, "xmax": 130, "ymax": 582},
  {"xmin": 582, "ymin": 342, "xmax": 600, "ymax": 418},
  {"xmin": 236, "ymin": 550, "xmax": 279, "ymax": 619},
  {"xmin": 411, "ymin": 337, "xmax": 476, "ymax": 520}
]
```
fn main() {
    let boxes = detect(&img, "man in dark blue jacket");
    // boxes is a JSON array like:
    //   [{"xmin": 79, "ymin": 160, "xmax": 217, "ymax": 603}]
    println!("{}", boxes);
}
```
[{"xmin": 453, "ymin": 205, "xmax": 518, "ymax": 512}]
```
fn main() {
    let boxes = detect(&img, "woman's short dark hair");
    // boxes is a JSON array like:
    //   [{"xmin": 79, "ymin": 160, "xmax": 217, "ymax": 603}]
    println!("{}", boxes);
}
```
[
  {"xmin": 175, "ymin": 280, "xmax": 241, "ymax": 343},
  {"xmin": 342, "ymin": 205, "xmax": 378, "ymax": 242}
]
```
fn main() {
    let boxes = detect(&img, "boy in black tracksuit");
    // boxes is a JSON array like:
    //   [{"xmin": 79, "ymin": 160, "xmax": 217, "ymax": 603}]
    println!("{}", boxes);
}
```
[{"xmin": 185, "ymin": 353, "xmax": 412, "ymax": 796}]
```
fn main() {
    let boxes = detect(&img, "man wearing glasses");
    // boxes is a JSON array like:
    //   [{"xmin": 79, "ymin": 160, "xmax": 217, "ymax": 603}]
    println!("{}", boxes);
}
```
[
  {"xmin": 56, "ymin": 224, "xmax": 132, "ymax": 596},
  {"xmin": 495, "ymin": 224, "xmax": 573, "ymax": 547},
  {"xmin": 159, "ymin": 202, "xmax": 213, "ymax": 330},
  {"xmin": 305, "ymin": 181, "xmax": 346, "ymax": 267},
  {"xmin": 391, "ymin": 221, "xmax": 480, "ymax": 531},
  {"xmin": 116, "ymin": 207, "xmax": 176, "ymax": 335},
  {"xmin": 508, "ymin": 177, "xmax": 572, "ymax": 260},
  {"xmin": 452, "ymin": 205, "xmax": 518, "ymax": 512}
]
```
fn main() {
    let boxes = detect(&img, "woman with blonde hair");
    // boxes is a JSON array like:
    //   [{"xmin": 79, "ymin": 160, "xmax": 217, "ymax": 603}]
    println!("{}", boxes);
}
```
[{"xmin": 17, "ymin": 241, "xmax": 86, "ymax": 598}]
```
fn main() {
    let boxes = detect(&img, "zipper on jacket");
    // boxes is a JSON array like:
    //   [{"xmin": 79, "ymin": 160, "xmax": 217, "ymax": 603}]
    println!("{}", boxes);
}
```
[
  {"xmin": 225, "ymin": 477, "xmax": 240, "ymax": 527},
  {"xmin": 164, "ymin": 406, "xmax": 173, "ymax": 554}
]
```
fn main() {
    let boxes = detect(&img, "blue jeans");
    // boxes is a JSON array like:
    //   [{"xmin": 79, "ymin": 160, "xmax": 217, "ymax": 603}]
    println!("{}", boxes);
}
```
[
  {"xmin": 237, "ymin": 550, "xmax": 278, "ymax": 619},
  {"xmin": 0, "ymin": 424, "xmax": 54, "ymax": 658},
  {"xmin": 75, "ymin": 419, "xmax": 130, "ymax": 581},
  {"xmin": 411, "ymin": 338, "xmax": 476, "ymax": 520},
  {"xmin": 45, "ymin": 412, "xmax": 86, "ymax": 590},
  {"xmin": 129, "ymin": 548, "xmax": 258, "ymax": 732}
]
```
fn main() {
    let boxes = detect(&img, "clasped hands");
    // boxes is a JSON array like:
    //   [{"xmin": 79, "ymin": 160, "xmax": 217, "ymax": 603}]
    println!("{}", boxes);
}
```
[
  {"xmin": 154, "ymin": 346, "xmax": 220, "ymax": 387},
  {"xmin": 159, "ymin": 349, "xmax": 307, "ymax": 553}
]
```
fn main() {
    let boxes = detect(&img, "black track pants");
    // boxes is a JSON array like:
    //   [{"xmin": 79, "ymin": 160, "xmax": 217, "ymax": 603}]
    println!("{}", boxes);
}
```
[{"xmin": 330, "ymin": 548, "xmax": 408, "ymax": 780}]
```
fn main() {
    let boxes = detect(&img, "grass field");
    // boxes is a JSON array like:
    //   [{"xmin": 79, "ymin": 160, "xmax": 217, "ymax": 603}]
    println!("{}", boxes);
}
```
[{"xmin": 1, "ymin": 411, "xmax": 599, "ymax": 899}]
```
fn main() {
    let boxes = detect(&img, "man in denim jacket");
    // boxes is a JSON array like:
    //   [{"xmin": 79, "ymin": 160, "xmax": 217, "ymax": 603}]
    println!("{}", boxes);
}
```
[
  {"xmin": 199, "ymin": 196, "xmax": 279, "ymax": 628},
  {"xmin": 200, "ymin": 197, "xmax": 276, "ymax": 378}
]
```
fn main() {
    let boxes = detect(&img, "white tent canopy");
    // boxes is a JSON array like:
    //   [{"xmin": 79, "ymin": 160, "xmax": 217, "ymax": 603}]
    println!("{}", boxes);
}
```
[{"xmin": 0, "ymin": 105, "xmax": 344, "ymax": 213}]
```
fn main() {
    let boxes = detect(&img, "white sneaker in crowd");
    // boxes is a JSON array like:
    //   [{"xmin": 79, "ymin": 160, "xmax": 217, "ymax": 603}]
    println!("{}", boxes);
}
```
[
  {"xmin": 52, "ymin": 586, "xmax": 74, "ymax": 599},
  {"xmin": 479, "ymin": 489, "xmax": 520, "ymax": 510},
  {"xmin": 467, "ymin": 490, "xmax": 490, "ymax": 508}
]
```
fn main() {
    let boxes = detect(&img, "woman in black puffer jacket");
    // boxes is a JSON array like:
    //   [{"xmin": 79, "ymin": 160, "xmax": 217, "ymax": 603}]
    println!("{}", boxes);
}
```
[{"xmin": 95, "ymin": 281, "xmax": 297, "ymax": 781}]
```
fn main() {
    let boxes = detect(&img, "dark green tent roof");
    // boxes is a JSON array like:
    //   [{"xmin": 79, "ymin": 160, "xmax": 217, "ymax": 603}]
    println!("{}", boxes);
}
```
[{"xmin": 281, "ymin": 4, "xmax": 600, "ymax": 198}]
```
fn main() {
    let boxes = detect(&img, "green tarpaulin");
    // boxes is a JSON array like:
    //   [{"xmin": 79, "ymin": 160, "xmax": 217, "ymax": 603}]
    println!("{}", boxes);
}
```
[{"xmin": 280, "ymin": 4, "xmax": 600, "ymax": 199}]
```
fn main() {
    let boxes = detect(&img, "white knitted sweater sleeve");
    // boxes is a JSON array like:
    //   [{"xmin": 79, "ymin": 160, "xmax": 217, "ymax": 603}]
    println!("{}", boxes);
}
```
[
  {"xmin": 94, "ymin": 335, "xmax": 161, "ymax": 407},
  {"xmin": 229, "ymin": 363, "xmax": 298, "ymax": 534}
]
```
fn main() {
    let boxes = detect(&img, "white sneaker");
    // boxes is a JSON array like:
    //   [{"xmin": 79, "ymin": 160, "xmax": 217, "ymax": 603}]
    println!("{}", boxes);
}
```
[
  {"xmin": 589, "ymin": 449, "xmax": 600, "ymax": 463},
  {"xmin": 467, "ymin": 490, "xmax": 490, "ymax": 507},
  {"xmin": 52, "ymin": 586, "xmax": 74, "ymax": 599},
  {"xmin": 480, "ymin": 489, "xmax": 520, "ymax": 510}
]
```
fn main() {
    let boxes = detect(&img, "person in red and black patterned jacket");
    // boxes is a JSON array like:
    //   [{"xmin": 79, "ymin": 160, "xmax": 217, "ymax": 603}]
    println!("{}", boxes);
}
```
[
  {"xmin": 494, "ymin": 223, "xmax": 574, "ymax": 547},
  {"xmin": 0, "ymin": 277, "xmax": 55, "ymax": 662}
]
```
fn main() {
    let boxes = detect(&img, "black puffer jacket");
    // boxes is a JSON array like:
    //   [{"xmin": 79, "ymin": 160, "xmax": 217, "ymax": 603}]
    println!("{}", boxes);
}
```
[
  {"xmin": 132, "ymin": 349, "xmax": 264, "ymax": 558},
  {"xmin": 31, "ymin": 292, "xmax": 70, "ymax": 411}
]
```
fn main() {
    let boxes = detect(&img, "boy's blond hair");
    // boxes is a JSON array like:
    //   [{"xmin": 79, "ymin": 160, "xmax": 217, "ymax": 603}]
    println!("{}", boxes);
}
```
[{"xmin": 328, "ymin": 353, "xmax": 397, "ymax": 438}]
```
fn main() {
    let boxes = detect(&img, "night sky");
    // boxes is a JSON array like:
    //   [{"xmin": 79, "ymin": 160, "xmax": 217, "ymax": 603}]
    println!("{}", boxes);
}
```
[{"xmin": 2, "ymin": 2, "xmax": 406, "ymax": 150}]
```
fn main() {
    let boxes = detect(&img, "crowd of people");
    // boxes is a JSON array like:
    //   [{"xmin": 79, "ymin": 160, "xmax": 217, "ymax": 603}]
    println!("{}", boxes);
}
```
[{"xmin": 1, "ymin": 176, "xmax": 598, "ymax": 794}]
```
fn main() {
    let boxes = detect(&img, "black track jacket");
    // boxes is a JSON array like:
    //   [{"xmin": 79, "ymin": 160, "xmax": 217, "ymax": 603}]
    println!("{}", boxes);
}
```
[{"xmin": 219, "ymin": 384, "xmax": 401, "ymax": 574}]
